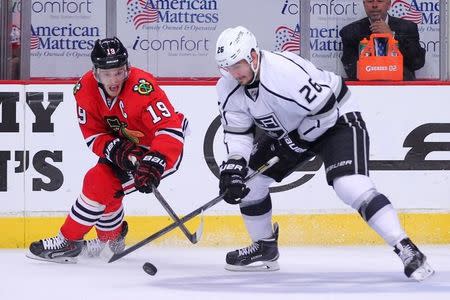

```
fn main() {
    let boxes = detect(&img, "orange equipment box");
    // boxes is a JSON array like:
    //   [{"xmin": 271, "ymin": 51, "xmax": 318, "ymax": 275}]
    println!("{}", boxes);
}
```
[{"xmin": 357, "ymin": 33, "xmax": 403, "ymax": 81}]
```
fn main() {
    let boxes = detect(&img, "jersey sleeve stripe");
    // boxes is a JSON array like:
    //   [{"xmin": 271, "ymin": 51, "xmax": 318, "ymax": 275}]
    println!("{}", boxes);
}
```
[
  {"xmin": 121, "ymin": 178, "xmax": 135, "ymax": 195},
  {"xmin": 223, "ymin": 124, "xmax": 255, "ymax": 135},
  {"xmin": 158, "ymin": 128, "xmax": 184, "ymax": 138},
  {"xmin": 85, "ymin": 133, "xmax": 107, "ymax": 149},
  {"xmin": 309, "ymin": 79, "xmax": 350, "ymax": 117},
  {"xmin": 335, "ymin": 79, "xmax": 350, "ymax": 103},
  {"xmin": 181, "ymin": 117, "xmax": 189, "ymax": 132},
  {"xmin": 309, "ymin": 94, "xmax": 337, "ymax": 117},
  {"xmin": 162, "ymin": 150, "xmax": 183, "ymax": 179},
  {"xmin": 155, "ymin": 128, "xmax": 184, "ymax": 143}
]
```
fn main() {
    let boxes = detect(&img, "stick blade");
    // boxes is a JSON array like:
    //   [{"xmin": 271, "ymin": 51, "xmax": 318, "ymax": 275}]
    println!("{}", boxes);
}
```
[
  {"xmin": 108, "ymin": 253, "xmax": 121, "ymax": 263},
  {"xmin": 191, "ymin": 210, "xmax": 205, "ymax": 244}
]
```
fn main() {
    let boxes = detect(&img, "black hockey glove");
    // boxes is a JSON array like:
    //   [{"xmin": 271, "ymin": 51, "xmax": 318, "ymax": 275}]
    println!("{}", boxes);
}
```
[
  {"xmin": 219, "ymin": 157, "xmax": 250, "ymax": 204},
  {"xmin": 133, "ymin": 152, "xmax": 166, "ymax": 194},
  {"xmin": 104, "ymin": 138, "xmax": 144, "ymax": 171},
  {"xmin": 279, "ymin": 130, "xmax": 310, "ymax": 158}
]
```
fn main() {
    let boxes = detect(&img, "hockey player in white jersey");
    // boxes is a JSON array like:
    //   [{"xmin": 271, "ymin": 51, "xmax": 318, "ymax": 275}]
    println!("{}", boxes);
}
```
[{"xmin": 215, "ymin": 26, "xmax": 434, "ymax": 281}]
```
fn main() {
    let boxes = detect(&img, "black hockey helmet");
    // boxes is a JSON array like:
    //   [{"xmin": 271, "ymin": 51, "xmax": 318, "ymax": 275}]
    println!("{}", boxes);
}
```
[{"xmin": 91, "ymin": 37, "xmax": 128, "ymax": 69}]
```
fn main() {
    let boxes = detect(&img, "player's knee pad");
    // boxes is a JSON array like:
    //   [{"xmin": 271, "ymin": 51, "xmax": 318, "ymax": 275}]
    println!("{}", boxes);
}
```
[
  {"xmin": 333, "ymin": 174, "xmax": 376, "ymax": 209},
  {"xmin": 240, "ymin": 193, "xmax": 272, "ymax": 217}
]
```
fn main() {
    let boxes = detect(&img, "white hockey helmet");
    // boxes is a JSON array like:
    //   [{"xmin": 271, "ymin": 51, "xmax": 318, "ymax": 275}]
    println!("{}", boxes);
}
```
[{"xmin": 215, "ymin": 26, "xmax": 259, "ymax": 69}]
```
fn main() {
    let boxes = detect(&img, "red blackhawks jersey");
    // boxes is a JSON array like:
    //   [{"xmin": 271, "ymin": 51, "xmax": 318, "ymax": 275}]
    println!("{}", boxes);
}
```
[{"xmin": 73, "ymin": 67, "xmax": 186, "ymax": 176}]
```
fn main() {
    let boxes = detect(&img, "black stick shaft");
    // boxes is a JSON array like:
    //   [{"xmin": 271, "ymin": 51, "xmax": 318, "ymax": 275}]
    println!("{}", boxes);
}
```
[
  {"xmin": 108, "ymin": 156, "xmax": 279, "ymax": 263},
  {"xmin": 109, "ymin": 193, "xmax": 222, "ymax": 262},
  {"xmin": 151, "ymin": 184, "xmax": 198, "ymax": 243}
]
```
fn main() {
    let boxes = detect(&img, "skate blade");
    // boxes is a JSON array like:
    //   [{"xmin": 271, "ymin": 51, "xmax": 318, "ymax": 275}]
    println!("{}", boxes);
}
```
[
  {"xmin": 410, "ymin": 261, "xmax": 435, "ymax": 281},
  {"xmin": 25, "ymin": 251, "xmax": 78, "ymax": 264},
  {"xmin": 225, "ymin": 260, "xmax": 280, "ymax": 272}
]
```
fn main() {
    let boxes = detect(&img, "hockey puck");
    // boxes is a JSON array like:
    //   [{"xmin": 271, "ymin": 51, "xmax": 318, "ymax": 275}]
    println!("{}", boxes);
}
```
[{"xmin": 143, "ymin": 262, "xmax": 157, "ymax": 276}]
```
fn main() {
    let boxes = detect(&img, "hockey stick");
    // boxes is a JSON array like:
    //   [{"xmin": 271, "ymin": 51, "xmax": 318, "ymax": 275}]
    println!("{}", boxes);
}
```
[
  {"xmin": 129, "ymin": 155, "xmax": 203, "ymax": 244},
  {"xmin": 151, "ymin": 183, "xmax": 204, "ymax": 244},
  {"xmin": 108, "ymin": 156, "xmax": 279, "ymax": 263}
]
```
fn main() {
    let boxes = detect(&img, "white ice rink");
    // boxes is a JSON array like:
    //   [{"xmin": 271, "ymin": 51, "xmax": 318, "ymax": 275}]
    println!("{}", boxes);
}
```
[{"xmin": 1, "ymin": 245, "xmax": 449, "ymax": 300}]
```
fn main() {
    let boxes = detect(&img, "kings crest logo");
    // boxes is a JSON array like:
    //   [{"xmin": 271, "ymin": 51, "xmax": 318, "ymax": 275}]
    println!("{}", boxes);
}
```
[{"xmin": 133, "ymin": 79, "xmax": 154, "ymax": 95}]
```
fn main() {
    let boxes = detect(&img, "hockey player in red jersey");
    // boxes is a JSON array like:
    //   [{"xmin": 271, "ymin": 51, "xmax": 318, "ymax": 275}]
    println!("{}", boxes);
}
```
[{"xmin": 27, "ymin": 37, "xmax": 188, "ymax": 263}]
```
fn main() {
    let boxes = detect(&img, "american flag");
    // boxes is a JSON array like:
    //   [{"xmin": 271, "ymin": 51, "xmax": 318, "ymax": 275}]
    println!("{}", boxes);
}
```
[
  {"xmin": 126, "ymin": 0, "xmax": 159, "ymax": 29},
  {"xmin": 30, "ymin": 34, "xmax": 40, "ymax": 50},
  {"xmin": 389, "ymin": 0, "xmax": 423, "ymax": 24},
  {"xmin": 275, "ymin": 26, "xmax": 300, "ymax": 52}
]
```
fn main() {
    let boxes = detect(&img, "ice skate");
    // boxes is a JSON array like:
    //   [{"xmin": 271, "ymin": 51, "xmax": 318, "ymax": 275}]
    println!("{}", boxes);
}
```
[
  {"xmin": 26, "ymin": 232, "xmax": 83, "ymax": 264},
  {"xmin": 225, "ymin": 223, "xmax": 280, "ymax": 272},
  {"xmin": 81, "ymin": 221, "xmax": 129, "ymax": 258},
  {"xmin": 80, "ymin": 238, "xmax": 105, "ymax": 258},
  {"xmin": 394, "ymin": 238, "xmax": 435, "ymax": 281}
]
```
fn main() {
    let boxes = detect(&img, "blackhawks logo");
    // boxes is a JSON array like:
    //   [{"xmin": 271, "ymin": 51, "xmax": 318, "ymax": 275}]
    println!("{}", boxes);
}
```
[
  {"xmin": 133, "ymin": 79, "xmax": 154, "ymax": 95},
  {"xmin": 105, "ymin": 116, "xmax": 144, "ymax": 144},
  {"xmin": 73, "ymin": 82, "xmax": 81, "ymax": 95}
]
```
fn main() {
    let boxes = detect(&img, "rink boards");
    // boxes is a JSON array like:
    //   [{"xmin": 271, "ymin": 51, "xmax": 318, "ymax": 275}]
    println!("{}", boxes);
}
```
[{"xmin": 0, "ymin": 82, "xmax": 449, "ymax": 247}]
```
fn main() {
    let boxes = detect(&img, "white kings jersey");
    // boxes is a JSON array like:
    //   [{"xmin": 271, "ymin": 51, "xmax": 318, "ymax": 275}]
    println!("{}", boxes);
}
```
[{"xmin": 216, "ymin": 50, "xmax": 359, "ymax": 161}]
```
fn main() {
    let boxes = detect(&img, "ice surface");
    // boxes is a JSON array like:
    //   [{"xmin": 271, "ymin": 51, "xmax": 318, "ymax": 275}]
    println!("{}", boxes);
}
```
[{"xmin": 1, "ymin": 245, "xmax": 449, "ymax": 300}]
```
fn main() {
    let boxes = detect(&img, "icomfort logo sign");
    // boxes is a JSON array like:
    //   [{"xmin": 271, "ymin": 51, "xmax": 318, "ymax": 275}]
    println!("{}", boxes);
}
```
[
  {"xmin": 126, "ymin": 0, "xmax": 218, "ymax": 29},
  {"xmin": 31, "ymin": 0, "xmax": 93, "ymax": 14}
]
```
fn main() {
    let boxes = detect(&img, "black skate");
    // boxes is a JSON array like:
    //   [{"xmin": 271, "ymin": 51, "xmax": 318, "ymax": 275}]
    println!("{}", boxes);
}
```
[
  {"xmin": 225, "ymin": 223, "xmax": 280, "ymax": 271},
  {"xmin": 81, "ymin": 221, "xmax": 128, "ymax": 258},
  {"xmin": 394, "ymin": 238, "xmax": 435, "ymax": 281},
  {"xmin": 26, "ymin": 232, "xmax": 83, "ymax": 264}
]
